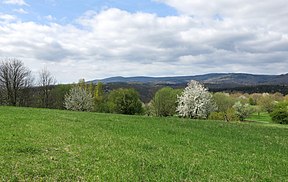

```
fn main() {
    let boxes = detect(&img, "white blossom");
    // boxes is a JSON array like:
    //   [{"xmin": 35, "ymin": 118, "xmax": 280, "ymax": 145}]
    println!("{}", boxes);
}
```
[{"xmin": 64, "ymin": 86, "xmax": 94, "ymax": 112}]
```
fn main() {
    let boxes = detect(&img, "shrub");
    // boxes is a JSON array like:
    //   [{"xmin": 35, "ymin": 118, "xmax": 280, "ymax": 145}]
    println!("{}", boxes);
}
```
[
  {"xmin": 108, "ymin": 88, "xmax": 143, "ymax": 115},
  {"xmin": 270, "ymin": 101, "xmax": 288, "ymax": 124},
  {"xmin": 144, "ymin": 101, "xmax": 155, "ymax": 116},
  {"xmin": 233, "ymin": 101, "xmax": 253, "ymax": 121},
  {"xmin": 226, "ymin": 108, "xmax": 239, "ymax": 121},
  {"xmin": 208, "ymin": 112, "xmax": 225, "ymax": 121}
]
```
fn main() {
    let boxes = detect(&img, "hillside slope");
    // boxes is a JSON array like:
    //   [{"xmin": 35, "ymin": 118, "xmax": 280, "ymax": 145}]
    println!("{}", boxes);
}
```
[
  {"xmin": 1, "ymin": 107, "xmax": 287, "ymax": 181},
  {"xmin": 91, "ymin": 73, "xmax": 288, "ymax": 86}
]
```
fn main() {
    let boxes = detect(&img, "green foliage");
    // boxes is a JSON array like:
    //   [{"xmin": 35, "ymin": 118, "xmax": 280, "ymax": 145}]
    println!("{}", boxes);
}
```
[
  {"xmin": 226, "ymin": 108, "xmax": 239, "ymax": 121},
  {"xmin": 208, "ymin": 108, "xmax": 238, "ymax": 122},
  {"xmin": 94, "ymin": 82, "xmax": 104, "ymax": 99},
  {"xmin": 270, "ymin": 101, "xmax": 288, "ymax": 124},
  {"xmin": 108, "ymin": 88, "xmax": 143, "ymax": 115},
  {"xmin": 208, "ymin": 112, "xmax": 225, "ymax": 120},
  {"xmin": 249, "ymin": 97, "xmax": 256, "ymax": 105},
  {"xmin": 49, "ymin": 84, "xmax": 72, "ymax": 109},
  {"xmin": 151, "ymin": 87, "xmax": 179, "ymax": 117},
  {"xmin": 258, "ymin": 94, "xmax": 276, "ymax": 113},
  {"xmin": 94, "ymin": 82, "xmax": 108, "ymax": 112},
  {"xmin": 0, "ymin": 107, "xmax": 288, "ymax": 181},
  {"xmin": 213, "ymin": 92, "xmax": 235, "ymax": 113},
  {"xmin": 233, "ymin": 101, "xmax": 254, "ymax": 121},
  {"xmin": 144, "ymin": 101, "xmax": 155, "ymax": 116}
]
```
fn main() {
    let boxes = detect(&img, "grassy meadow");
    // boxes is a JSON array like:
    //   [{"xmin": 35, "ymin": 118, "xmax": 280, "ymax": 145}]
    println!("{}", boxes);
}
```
[
  {"xmin": 0, "ymin": 106, "xmax": 287, "ymax": 181},
  {"xmin": 247, "ymin": 112, "xmax": 272, "ymax": 123}
]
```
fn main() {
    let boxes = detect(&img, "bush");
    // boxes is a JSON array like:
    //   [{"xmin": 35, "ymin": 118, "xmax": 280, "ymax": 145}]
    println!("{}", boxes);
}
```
[
  {"xmin": 208, "ymin": 108, "xmax": 239, "ymax": 122},
  {"xmin": 270, "ymin": 101, "xmax": 288, "ymax": 124},
  {"xmin": 208, "ymin": 112, "xmax": 225, "ymax": 121},
  {"xmin": 226, "ymin": 108, "xmax": 239, "ymax": 121},
  {"xmin": 144, "ymin": 101, "xmax": 155, "ymax": 116},
  {"xmin": 271, "ymin": 110, "xmax": 288, "ymax": 124},
  {"xmin": 108, "ymin": 88, "xmax": 143, "ymax": 115},
  {"xmin": 233, "ymin": 101, "xmax": 253, "ymax": 121}
]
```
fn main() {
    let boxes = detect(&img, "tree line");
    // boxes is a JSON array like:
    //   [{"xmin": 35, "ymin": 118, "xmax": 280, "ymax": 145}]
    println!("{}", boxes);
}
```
[{"xmin": 1, "ymin": 58, "xmax": 287, "ymax": 124}]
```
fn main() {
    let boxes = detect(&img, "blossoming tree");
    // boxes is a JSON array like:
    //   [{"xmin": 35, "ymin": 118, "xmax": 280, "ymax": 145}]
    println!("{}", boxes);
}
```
[{"xmin": 177, "ymin": 80, "xmax": 217, "ymax": 119}]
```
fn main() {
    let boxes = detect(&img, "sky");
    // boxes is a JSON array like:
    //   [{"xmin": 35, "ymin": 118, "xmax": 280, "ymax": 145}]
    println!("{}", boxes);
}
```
[{"xmin": 0, "ymin": 0, "xmax": 288, "ymax": 83}]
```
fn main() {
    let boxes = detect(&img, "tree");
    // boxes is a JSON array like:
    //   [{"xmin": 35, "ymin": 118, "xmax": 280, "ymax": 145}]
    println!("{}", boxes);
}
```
[
  {"xmin": 38, "ymin": 68, "xmax": 56, "ymax": 108},
  {"xmin": 270, "ymin": 101, "xmax": 288, "ymax": 124},
  {"xmin": 64, "ymin": 85, "xmax": 94, "ymax": 112},
  {"xmin": 177, "ymin": 80, "xmax": 217, "ymax": 119},
  {"xmin": 0, "ymin": 58, "xmax": 32, "ymax": 106},
  {"xmin": 285, "ymin": 95, "xmax": 288, "ymax": 102},
  {"xmin": 233, "ymin": 101, "xmax": 253, "ymax": 121},
  {"xmin": 50, "ymin": 84, "xmax": 72, "ymax": 109},
  {"xmin": 108, "ymin": 88, "xmax": 143, "ymax": 115},
  {"xmin": 94, "ymin": 82, "xmax": 108, "ymax": 112},
  {"xmin": 213, "ymin": 92, "xmax": 236, "ymax": 121},
  {"xmin": 152, "ymin": 87, "xmax": 180, "ymax": 117},
  {"xmin": 258, "ymin": 93, "xmax": 275, "ymax": 113}
]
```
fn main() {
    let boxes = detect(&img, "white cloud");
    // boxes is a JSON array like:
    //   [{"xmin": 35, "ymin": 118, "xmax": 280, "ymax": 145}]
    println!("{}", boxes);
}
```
[
  {"xmin": 3, "ymin": 0, "xmax": 28, "ymax": 6},
  {"xmin": 0, "ymin": 8, "xmax": 288, "ymax": 83},
  {"xmin": 44, "ymin": 15, "xmax": 56, "ymax": 21},
  {"xmin": 0, "ymin": 13, "xmax": 17, "ymax": 23},
  {"xmin": 13, "ymin": 8, "xmax": 28, "ymax": 14},
  {"xmin": 156, "ymin": 0, "xmax": 288, "ymax": 31}
]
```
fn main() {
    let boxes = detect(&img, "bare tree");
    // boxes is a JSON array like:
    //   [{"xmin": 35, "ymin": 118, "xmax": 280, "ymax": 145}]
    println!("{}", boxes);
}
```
[
  {"xmin": 38, "ymin": 68, "xmax": 56, "ymax": 108},
  {"xmin": 0, "ymin": 58, "xmax": 32, "ymax": 106}
]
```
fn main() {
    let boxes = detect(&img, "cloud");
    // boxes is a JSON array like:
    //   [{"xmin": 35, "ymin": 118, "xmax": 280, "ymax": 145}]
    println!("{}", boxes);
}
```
[
  {"xmin": 3, "ymin": 0, "xmax": 28, "ymax": 6},
  {"xmin": 0, "ymin": 8, "xmax": 288, "ymax": 83},
  {"xmin": 44, "ymin": 15, "xmax": 56, "ymax": 21},
  {"xmin": 156, "ymin": 0, "xmax": 288, "ymax": 31},
  {"xmin": 0, "ymin": 13, "xmax": 17, "ymax": 23},
  {"xmin": 13, "ymin": 8, "xmax": 28, "ymax": 14}
]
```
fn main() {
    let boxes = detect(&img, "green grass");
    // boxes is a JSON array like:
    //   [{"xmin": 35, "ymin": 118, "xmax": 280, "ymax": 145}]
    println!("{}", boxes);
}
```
[
  {"xmin": 247, "ymin": 112, "xmax": 272, "ymax": 123},
  {"xmin": 0, "ymin": 107, "xmax": 287, "ymax": 181}
]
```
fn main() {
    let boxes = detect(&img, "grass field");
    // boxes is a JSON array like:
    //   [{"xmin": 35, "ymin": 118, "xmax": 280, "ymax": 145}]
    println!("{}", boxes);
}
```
[
  {"xmin": 246, "ymin": 112, "xmax": 272, "ymax": 123},
  {"xmin": 0, "ymin": 107, "xmax": 287, "ymax": 181}
]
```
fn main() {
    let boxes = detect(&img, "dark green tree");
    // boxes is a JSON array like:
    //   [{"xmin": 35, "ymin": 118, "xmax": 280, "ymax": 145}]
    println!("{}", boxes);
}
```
[
  {"xmin": 270, "ymin": 101, "xmax": 288, "ymax": 124},
  {"xmin": 108, "ymin": 88, "xmax": 143, "ymax": 115},
  {"xmin": 152, "ymin": 87, "xmax": 180, "ymax": 117}
]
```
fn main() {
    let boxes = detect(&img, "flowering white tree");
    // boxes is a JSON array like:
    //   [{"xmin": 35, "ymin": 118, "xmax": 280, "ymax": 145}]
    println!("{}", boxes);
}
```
[
  {"xmin": 233, "ymin": 101, "xmax": 253, "ymax": 121},
  {"xmin": 177, "ymin": 80, "xmax": 217, "ymax": 119},
  {"xmin": 64, "ymin": 86, "xmax": 94, "ymax": 111}
]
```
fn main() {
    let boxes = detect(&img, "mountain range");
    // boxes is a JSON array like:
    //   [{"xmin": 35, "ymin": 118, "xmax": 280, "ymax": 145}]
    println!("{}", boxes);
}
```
[{"xmin": 91, "ymin": 73, "xmax": 288, "ymax": 86}]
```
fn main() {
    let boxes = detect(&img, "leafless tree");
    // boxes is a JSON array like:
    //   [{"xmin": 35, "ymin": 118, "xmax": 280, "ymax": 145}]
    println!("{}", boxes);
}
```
[
  {"xmin": 0, "ymin": 58, "xmax": 32, "ymax": 106},
  {"xmin": 38, "ymin": 67, "xmax": 56, "ymax": 108}
]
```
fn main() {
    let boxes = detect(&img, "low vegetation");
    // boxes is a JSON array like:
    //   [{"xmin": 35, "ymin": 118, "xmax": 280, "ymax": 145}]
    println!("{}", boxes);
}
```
[{"xmin": 0, "ymin": 107, "xmax": 287, "ymax": 181}]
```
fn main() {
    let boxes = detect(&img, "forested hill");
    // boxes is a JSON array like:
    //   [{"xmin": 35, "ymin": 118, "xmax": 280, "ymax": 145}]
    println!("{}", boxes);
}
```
[{"xmin": 91, "ymin": 73, "xmax": 288, "ymax": 86}]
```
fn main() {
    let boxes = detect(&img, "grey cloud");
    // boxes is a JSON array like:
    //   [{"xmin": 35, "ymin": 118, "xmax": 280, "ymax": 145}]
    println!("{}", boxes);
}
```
[
  {"xmin": 0, "ymin": 7, "xmax": 288, "ymax": 83},
  {"xmin": 33, "ymin": 41, "xmax": 74, "ymax": 62}
]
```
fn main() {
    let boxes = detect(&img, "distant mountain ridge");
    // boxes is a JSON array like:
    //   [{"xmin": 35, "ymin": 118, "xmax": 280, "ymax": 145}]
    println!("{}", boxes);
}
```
[{"xmin": 90, "ymin": 73, "xmax": 288, "ymax": 86}]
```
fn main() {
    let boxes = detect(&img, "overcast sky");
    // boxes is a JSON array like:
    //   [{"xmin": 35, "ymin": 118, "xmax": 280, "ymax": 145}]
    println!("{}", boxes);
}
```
[{"xmin": 1, "ymin": 0, "xmax": 288, "ymax": 83}]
